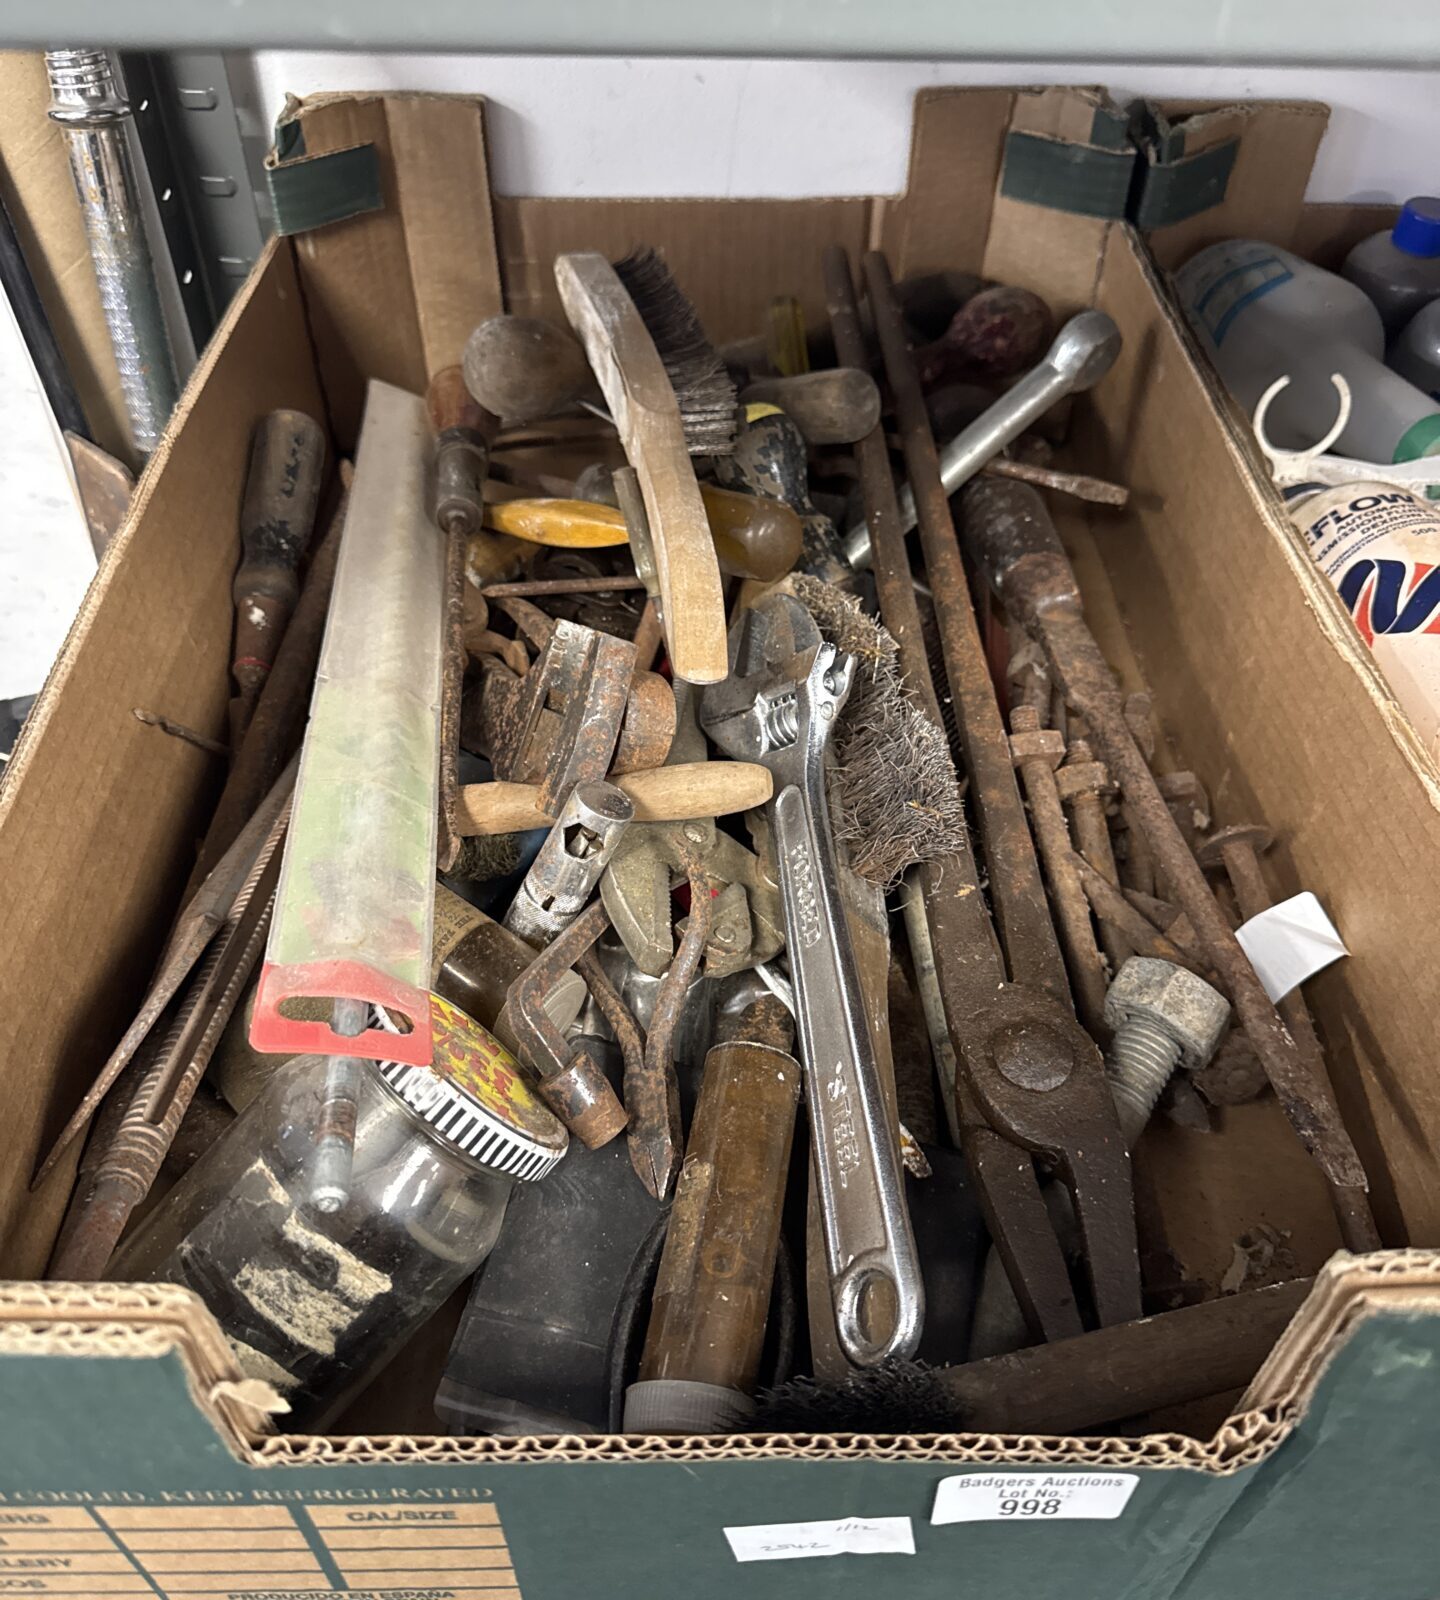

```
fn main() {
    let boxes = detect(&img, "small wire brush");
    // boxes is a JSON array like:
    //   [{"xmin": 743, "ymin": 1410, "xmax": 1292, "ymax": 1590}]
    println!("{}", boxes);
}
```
[
  {"xmin": 749, "ymin": 1363, "xmax": 968, "ymax": 1434},
  {"xmin": 613, "ymin": 247, "xmax": 738, "ymax": 456},
  {"xmin": 791, "ymin": 573, "xmax": 967, "ymax": 889}
]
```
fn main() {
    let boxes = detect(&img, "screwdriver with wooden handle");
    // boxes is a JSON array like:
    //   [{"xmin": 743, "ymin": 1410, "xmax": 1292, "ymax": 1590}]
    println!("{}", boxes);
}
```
[{"xmin": 229, "ymin": 410, "xmax": 325, "ymax": 748}]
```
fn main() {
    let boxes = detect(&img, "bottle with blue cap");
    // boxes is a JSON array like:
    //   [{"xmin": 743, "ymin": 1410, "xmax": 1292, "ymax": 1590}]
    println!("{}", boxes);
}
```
[{"xmin": 1342, "ymin": 197, "xmax": 1440, "ymax": 336}]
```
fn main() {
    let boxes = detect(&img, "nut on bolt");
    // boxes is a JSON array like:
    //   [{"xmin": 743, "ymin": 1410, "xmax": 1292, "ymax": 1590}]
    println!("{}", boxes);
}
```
[{"xmin": 1103, "ymin": 957, "xmax": 1230, "ymax": 1147}]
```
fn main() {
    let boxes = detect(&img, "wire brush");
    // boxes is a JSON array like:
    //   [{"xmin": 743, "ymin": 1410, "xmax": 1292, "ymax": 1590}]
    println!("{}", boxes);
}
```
[{"xmin": 791, "ymin": 573, "xmax": 967, "ymax": 888}]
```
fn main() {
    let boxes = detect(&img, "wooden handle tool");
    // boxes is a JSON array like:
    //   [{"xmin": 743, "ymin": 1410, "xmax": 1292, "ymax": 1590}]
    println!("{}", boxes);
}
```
[
  {"xmin": 554, "ymin": 252, "xmax": 728, "ymax": 684},
  {"xmin": 457, "ymin": 760, "xmax": 771, "ymax": 836}
]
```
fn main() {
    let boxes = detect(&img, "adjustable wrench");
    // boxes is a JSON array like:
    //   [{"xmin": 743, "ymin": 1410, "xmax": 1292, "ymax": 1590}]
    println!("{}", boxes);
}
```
[{"xmin": 701, "ymin": 593, "xmax": 923, "ymax": 1366}]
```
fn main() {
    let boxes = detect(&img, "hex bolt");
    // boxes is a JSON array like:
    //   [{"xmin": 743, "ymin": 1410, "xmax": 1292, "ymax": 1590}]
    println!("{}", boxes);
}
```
[{"xmin": 1103, "ymin": 957, "xmax": 1230, "ymax": 1148}]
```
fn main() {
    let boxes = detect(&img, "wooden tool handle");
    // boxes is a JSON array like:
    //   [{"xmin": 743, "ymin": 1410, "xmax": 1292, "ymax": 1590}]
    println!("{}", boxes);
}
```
[
  {"xmin": 426, "ymin": 364, "xmax": 495, "ymax": 440},
  {"xmin": 457, "ymin": 761, "xmax": 772, "ymax": 835},
  {"xmin": 554, "ymin": 252, "xmax": 728, "ymax": 684}
]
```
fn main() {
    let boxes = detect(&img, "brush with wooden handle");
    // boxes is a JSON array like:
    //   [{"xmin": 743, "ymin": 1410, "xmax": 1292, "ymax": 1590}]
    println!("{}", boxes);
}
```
[{"xmin": 554, "ymin": 251, "xmax": 730, "ymax": 684}]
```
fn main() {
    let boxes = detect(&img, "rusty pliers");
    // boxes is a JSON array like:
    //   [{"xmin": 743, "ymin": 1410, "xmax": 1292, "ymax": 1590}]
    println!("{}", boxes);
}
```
[
  {"xmin": 829, "ymin": 245, "xmax": 1142, "ymax": 1344},
  {"xmin": 701, "ymin": 592, "xmax": 923, "ymax": 1367}
]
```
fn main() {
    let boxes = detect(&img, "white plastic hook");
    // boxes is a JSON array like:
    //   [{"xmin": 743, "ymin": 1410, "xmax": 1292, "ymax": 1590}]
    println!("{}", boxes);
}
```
[{"xmin": 1252, "ymin": 371, "xmax": 1440, "ymax": 494}]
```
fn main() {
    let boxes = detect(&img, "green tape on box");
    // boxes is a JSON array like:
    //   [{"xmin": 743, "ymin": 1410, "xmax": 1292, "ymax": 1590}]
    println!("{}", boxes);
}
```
[
  {"xmin": 999, "ymin": 130, "xmax": 1135, "ymax": 220},
  {"xmin": 265, "ymin": 116, "xmax": 383, "ymax": 237},
  {"xmin": 1133, "ymin": 138, "xmax": 1239, "ymax": 230}
]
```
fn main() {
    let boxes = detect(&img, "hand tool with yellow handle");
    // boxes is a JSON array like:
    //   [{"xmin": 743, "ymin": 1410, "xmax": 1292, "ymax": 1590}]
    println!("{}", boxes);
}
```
[
  {"xmin": 554, "ymin": 251, "xmax": 729, "ymax": 684},
  {"xmin": 457, "ymin": 760, "xmax": 772, "ymax": 836},
  {"xmin": 483, "ymin": 484, "xmax": 800, "ymax": 581}
]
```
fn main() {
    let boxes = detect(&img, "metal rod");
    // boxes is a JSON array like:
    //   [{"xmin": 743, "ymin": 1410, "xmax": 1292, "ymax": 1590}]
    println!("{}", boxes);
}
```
[
  {"xmin": 308, "ymin": 997, "xmax": 368, "ymax": 1215},
  {"xmin": 45, "ymin": 48, "xmax": 178, "ymax": 455}
]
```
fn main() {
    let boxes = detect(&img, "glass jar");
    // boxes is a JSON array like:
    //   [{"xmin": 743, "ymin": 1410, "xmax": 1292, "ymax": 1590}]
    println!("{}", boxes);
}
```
[{"xmin": 112, "ymin": 993, "xmax": 568, "ymax": 1431}]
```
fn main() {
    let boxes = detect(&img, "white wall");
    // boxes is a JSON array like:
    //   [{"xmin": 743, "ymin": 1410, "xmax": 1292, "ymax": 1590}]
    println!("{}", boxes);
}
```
[{"xmin": 241, "ymin": 54, "xmax": 1440, "ymax": 202}]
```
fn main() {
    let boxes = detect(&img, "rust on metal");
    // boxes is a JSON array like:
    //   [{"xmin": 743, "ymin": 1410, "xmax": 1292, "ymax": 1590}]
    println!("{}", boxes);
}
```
[
  {"xmin": 981, "ymin": 454, "xmax": 1130, "ymax": 507},
  {"xmin": 1057, "ymin": 734, "xmax": 1129, "ymax": 971},
  {"xmin": 33, "ymin": 760, "xmax": 298, "ymax": 1187},
  {"xmin": 862, "ymin": 249, "xmax": 1069, "ymax": 1008},
  {"xmin": 437, "ymin": 520, "xmax": 468, "ymax": 873},
  {"xmin": 1198, "ymin": 825, "xmax": 1381, "ymax": 1253},
  {"xmin": 131, "ymin": 709, "xmax": 228, "ymax": 757},
  {"xmin": 505, "ymin": 899, "xmax": 628, "ymax": 1148},
  {"xmin": 611, "ymin": 670, "xmax": 677, "ymax": 775},
  {"xmin": 1072, "ymin": 853, "xmax": 1213, "ymax": 979},
  {"xmin": 488, "ymin": 618, "xmax": 637, "ymax": 812},
  {"xmin": 827, "ymin": 245, "xmax": 1141, "ymax": 1341},
  {"xmin": 46, "ymin": 799, "xmax": 290, "ymax": 1279},
  {"xmin": 629, "ymin": 832, "xmax": 713, "ymax": 1200},
  {"xmin": 481, "ymin": 574, "xmax": 647, "ymax": 599},
  {"xmin": 958, "ymin": 470, "xmax": 1371, "ymax": 1195}
]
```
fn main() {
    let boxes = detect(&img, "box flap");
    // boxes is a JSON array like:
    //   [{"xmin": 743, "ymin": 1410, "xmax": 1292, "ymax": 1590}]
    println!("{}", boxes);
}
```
[{"xmin": 1137, "ymin": 99, "xmax": 1330, "ymax": 271}]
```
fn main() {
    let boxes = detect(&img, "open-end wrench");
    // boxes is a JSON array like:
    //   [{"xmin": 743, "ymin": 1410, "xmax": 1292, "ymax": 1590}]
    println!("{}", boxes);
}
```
[{"xmin": 701, "ymin": 593, "xmax": 924, "ymax": 1366}]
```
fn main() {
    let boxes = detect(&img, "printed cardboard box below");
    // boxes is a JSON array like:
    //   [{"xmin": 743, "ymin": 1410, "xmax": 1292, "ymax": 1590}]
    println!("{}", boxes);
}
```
[{"xmin": 1, "ymin": 85, "xmax": 1439, "ymax": 1600}]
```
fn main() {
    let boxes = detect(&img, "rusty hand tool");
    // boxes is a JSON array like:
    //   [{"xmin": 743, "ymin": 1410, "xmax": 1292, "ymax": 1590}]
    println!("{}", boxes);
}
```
[
  {"xmin": 46, "ymin": 793, "xmax": 291, "ymax": 1279},
  {"xmin": 959, "ymin": 471, "xmax": 1371, "ymax": 1196},
  {"xmin": 230, "ymin": 410, "xmax": 326, "ymax": 749},
  {"xmin": 601, "ymin": 818, "xmax": 783, "ymax": 978},
  {"xmin": 33, "ymin": 756, "xmax": 299, "ymax": 1185},
  {"xmin": 833, "ymin": 246, "xmax": 1141, "ymax": 1341},
  {"xmin": 625, "ymin": 976, "xmax": 801, "ymax": 1431},
  {"xmin": 1196, "ymin": 824, "xmax": 1381, "ymax": 1252},
  {"xmin": 1058, "ymin": 733, "xmax": 1130, "ymax": 971},
  {"xmin": 622, "ymin": 830, "xmax": 714, "ymax": 1200},
  {"xmin": 503, "ymin": 780, "xmax": 635, "ymax": 949},
  {"xmin": 844, "ymin": 305, "xmax": 1122, "ymax": 568},
  {"xmin": 982, "ymin": 454, "xmax": 1130, "ymax": 508},
  {"xmin": 700, "ymin": 591, "xmax": 924, "ymax": 1366},
  {"xmin": 506, "ymin": 899, "xmax": 628, "ymax": 1147},
  {"xmin": 479, "ymin": 617, "xmax": 638, "ymax": 814},
  {"xmin": 428, "ymin": 366, "xmax": 496, "ymax": 872},
  {"xmin": 1008, "ymin": 701, "xmax": 1111, "ymax": 1041},
  {"xmin": 1072, "ymin": 854, "xmax": 1213, "ymax": 978},
  {"xmin": 570, "ymin": 945, "xmax": 664, "ymax": 1198}
]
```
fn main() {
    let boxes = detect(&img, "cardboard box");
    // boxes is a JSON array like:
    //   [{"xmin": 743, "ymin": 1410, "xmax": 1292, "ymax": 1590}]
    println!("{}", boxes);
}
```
[{"xmin": 3, "ymin": 86, "xmax": 1440, "ymax": 1599}]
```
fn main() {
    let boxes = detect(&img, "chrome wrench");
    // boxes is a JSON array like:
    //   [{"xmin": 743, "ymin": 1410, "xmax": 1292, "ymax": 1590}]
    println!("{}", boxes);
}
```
[{"xmin": 701, "ymin": 594, "xmax": 924, "ymax": 1365}]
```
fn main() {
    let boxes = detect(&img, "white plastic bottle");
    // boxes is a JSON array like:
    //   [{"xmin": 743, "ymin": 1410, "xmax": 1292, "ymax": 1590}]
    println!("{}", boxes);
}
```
[
  {"xmin": 1176, "ymin": 239, "xmax": 1440, "ymax": 465},
  {"xmin": 1342, "ymin": 198, "xmax": 1440, "ymax": 336},
  {"xmin": 1390, "ymin": 299, "xmax": 1440, "ymax": 401},
  {"xmin": 1289, "ymin": 480, "xmax": 1440, "ymax": 758}
]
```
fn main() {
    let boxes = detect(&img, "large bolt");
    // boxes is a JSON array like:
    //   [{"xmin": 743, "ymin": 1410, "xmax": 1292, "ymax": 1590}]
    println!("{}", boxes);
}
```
[{"xmin": 1102, "ymin": 957, "xmax": 1230, "ymax": 1148}]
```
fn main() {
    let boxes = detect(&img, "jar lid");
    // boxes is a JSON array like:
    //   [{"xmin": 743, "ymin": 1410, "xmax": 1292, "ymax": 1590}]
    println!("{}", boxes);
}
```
[{"xmin": 378, "ymin": 994, "xmax": 568, "ymax": 1181}]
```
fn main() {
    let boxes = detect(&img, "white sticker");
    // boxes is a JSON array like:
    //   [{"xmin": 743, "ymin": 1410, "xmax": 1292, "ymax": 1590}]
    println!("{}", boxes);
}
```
[
  {"xmin": 1235, "ymin": 891, "xmax": 1348, "ymax": 1002},
  {"xmin": 932, "ymin": 1472, "xmax": 1138, "ymax": 1525},
  {"xmin": 724, "ymin": 1516, "xmax": 916, "ymax": 1562}
]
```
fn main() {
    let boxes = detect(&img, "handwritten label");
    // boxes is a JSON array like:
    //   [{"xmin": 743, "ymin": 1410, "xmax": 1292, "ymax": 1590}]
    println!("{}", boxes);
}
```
[
  {"xmin": 932, "ymin": 1473, "xmax": 1138, "ymax": 1525},
  {"xmin": 724, "ymin": 1516, "xmax": 915, "ymax": 1562}
]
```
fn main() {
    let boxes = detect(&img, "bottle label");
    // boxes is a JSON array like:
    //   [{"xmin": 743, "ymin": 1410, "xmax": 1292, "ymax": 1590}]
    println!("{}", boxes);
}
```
[
  {"xmin": 1393, "ymin": 413, "xmax": 1440, "ymax": 462},
  {"xmin": 431, "ymin": 885, "xmax": 484, "ymax": 969},
  {"xmin": 1184, "ymin": 243, "xmax": 1293, "ymax": 346},
  {"xmin": 1293, "ymin": 482, "xmax": 1440, "ymax": 757}
]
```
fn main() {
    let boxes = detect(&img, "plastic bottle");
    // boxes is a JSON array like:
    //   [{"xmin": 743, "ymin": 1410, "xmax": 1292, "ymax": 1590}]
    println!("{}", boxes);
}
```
[
  {"xmin": 1342, "ymin": 198, "xmax": 1440, "ymax": 336},
  {"xmin": 1390, "ymin": 299, "xmax": 1440, "ymax": 401},
  {"xmin": 1175, "ymin": 239, "xmax": 1440, "ymax": 464},
  {"xmin": 1287, "ymin": 480, "xmax": 1440, "ymax": 759}
]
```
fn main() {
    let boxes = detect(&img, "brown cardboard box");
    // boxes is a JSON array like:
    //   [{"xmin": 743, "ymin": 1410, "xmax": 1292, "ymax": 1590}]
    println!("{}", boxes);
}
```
[{"xmin": 2, "ymin": 86, "xmax": 1440, "ymax": 1600}]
